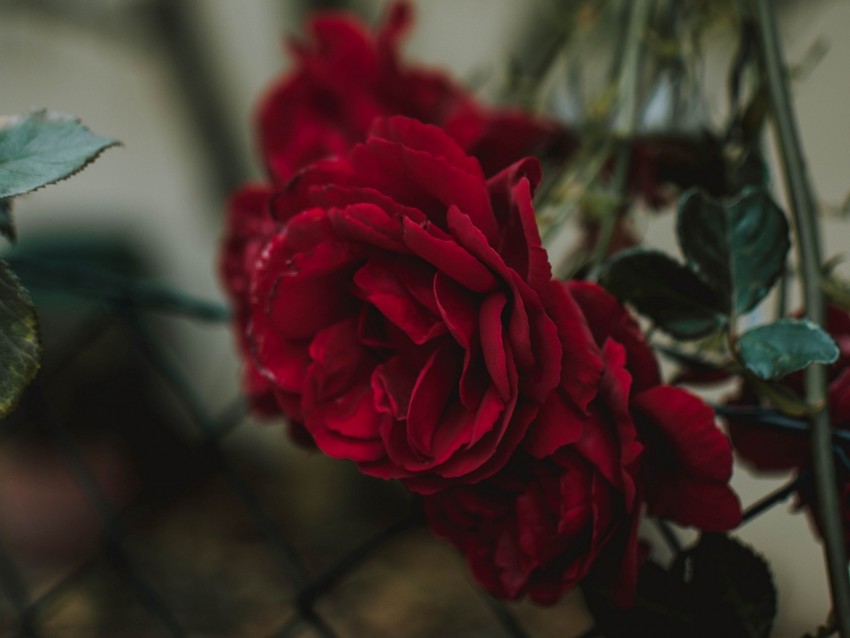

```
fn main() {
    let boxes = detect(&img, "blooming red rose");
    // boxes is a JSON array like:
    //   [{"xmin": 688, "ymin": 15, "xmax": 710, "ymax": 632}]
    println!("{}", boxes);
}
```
[
  {"xmin": 426, "ymin": 282, "xmax": 740, "ymax": 604},
  {"xmin": 726, "ymin": 305, "xmax": 850, "ymax": 546},
  {"xmin": 225, "ymin": 1, "xmax": 569, "ymax": 421},
  {"xmin": 235, "ymin": 116, "xmax": 587, "ymax": 492},
  {"xmin": 257, "ymin": 1, "xmax": 566, "ymax": 184}
]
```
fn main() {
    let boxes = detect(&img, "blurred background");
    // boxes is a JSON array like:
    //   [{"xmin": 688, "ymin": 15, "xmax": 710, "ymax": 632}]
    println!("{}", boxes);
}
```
[{"xmin": 0, "ymin": 0, "xmax": 849, "ymax": 635}]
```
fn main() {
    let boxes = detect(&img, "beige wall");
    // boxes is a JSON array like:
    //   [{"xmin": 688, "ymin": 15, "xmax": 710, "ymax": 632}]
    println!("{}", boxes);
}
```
[{"xmin": 1, "ymin": 0, "xmax": 848, "ymax": 634}]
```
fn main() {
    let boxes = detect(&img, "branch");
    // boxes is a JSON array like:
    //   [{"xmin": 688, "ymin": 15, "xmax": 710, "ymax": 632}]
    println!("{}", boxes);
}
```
[{"xmin": 749, "ymin": 0, "xmax": 850, "ymax": 634}]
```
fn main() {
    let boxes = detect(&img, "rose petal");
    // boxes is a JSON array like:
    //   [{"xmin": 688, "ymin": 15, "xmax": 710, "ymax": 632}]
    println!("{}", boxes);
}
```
[
  {"xmin": 480, "ymin": 293, "xmax": 511, "ymax": 400},
  {"xmin": 402, "ymin": 217, "xmax": 497, "ymax": 293},
  {"xmin": 351, "ymin": 134, "xmax": 495, "ymax": 238},
  {"xmin": 547, "ymin": 282, "xmax": 604, "ymax": 413},
  {"xmin": 645, "ymin": 472, "xmax": 742, "ymax": 532},
  {"xmin": 434, "ymin": 272, "xmax": 478, "ymax": 349},
  {"xmin": 632, "ymin": 386, "xmax": 732, "ymax": 483},
  {"xmin": 406, "ymin": 344, "xmax": 463, "ymax": 457},
  {"xmin": 523, "ymin": 389, "xmax": 586, "ymax": 459},
  {"xmin": 354, "ymin": 257, "xmax": 445, "ymax": 345},
  {"xmin": 567, "ymin": 281, "xmax": 661, "ymax": 391},
  {"xmin": 369, "ymin": 115, "xmax": 484, "ymax": 178}
]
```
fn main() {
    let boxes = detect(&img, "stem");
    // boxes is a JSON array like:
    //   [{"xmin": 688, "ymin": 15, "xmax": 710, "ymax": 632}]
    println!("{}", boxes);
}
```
[
  {"xmin": 589, "ymin": 0, "xmax": 654, "ymax": 274},
  {"xmin": 9, "ymin": 257, "xmax": 230, "ymax": 322},
  {"xmin": 296, "ymin": 515, "xmax": 417, "ymax": 609},
  {"xmin": 612, "ymin": 0, "xmax": 653, "ymax": 138},
  {"xmin": 750, "ymin": 0, "xmax": 850, "ymax": 633},
  {"xmin": 741, "ymin": 471, "xmax": 807, "ymax": 524}
]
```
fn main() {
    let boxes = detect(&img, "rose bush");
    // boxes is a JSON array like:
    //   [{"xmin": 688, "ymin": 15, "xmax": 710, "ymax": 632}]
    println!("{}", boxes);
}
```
[
  {"xmin": 220, "ymin": 7, "xmax": 743, "ymax": 604},
  {"xmin": 257, "ymin": 1, "xmax": 566, "ymax": 183},
  {"xmin": 223, "ymin": 116, "xmax": 741, "ymax": 600},
  {"xmin": 425, "ymin": 282, "xmax": 741, "ymax": 603}
]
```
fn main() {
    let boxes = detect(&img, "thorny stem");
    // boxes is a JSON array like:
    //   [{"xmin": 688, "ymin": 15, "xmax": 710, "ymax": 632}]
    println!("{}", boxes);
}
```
[
  {"xmin": 750, "ymin": 0, "xmax": 850, "ymax": 633},
  {"xmin": 612, "ymin": 0, "xmax": 652, "ymax": 138},
  {"xmin": 544, "ymin": 0, "xmax": 653, "ymax": 276},
  {"xmin": 591, "ymin": 0, "xmax": 653, "ymax": 274}
]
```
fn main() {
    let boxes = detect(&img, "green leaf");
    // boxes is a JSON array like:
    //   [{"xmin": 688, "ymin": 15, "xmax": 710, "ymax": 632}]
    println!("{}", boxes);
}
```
[
  {"xmin": 0, "ymin": 198, "xmax": 14, "ymax": 243},
  {"xmin": 677, "ymin": 188, "xmax": 790, "ymax": 315},
  {"xmin": 0, "ymin": 258, "xmax": 40, "ymax": 417},
  {"xmin": 0, "ymin": 110, "xmax": 118, "ymax": 199},
  {"xmin": 585, "ymin": 534, "xmax": 777, "ymax": 638},
  {"xmin": 672, "ymin": 534, "xmax": 777, "ymax": 638},
  {"xmin": 600, "ymin": 248, "xmax": 727, "ymax": 339},
  {"xmin": 738, "ymin": 318, "xmax": 839, "ymax": 380}
]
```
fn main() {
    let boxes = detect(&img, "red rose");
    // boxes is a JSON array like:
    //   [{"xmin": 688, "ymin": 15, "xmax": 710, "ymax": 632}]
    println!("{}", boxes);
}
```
[
  {"xmin": 237, "ymin": 116, "xmax": 581, "ymax": 492},
  {"xmin": 726, "ymin": 305, "xmax": 850, "ymax": 546},
  {"xmin": 426, "ymin": 282, "xmax": 740, "ymax": 604},
  {"xmin": 257, "ymin": 1, "xmax": 565, "ymax": 184},
  {"xmin": 566, "ymin": 282, "xmax": 739, "ymax": 534}
]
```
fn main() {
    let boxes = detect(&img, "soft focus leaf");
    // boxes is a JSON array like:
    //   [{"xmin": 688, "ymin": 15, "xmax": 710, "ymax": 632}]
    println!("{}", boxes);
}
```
[
  {"xmin": 0, "ymin": 258, "xmax": 40, "ymax": 417},
  {"xmin": 677, "ymin": 188, "xmax": 790, "ymax": 315},
  {"xmin": 0, "ymin": 110, "xmax": 118, "ymax": 199},
  {"xmin": 672, "ymin": 534, "xmax": 777, "ymax": 638},
  {"xmin": 601, "ymin": 248, "xmax": 726, "ymax": 339},
  {"xmin": 738, "ymin": 318, "xmax": 839, "ymax": 380},
  {"xmin": 0, "ymin": 198, "xmax": 13, "ymax": 242}
]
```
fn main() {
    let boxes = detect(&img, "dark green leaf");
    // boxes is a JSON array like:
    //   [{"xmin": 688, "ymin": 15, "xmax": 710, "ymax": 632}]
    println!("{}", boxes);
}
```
[
  {"xmin": 583, "ymin": 562, "xmax": 693, "ymax": 637},
  {"xmin": 672, "ymin": 534, "xmax": 777, "ymax": 638},
  {"xmin": 600, "ymin": 248, "xmax": 726, "ymax": 339},
  {"xmin": 0, "ymin": 110, "xmax": 118, "ymax": 199},
  {"xmin": 0, "ymin": 198, "xmax": 14, "ymax": 243},
  {"xmin": 738, "ymin": 318, "xmax": 839, "ymax": 380},
  {"xmin": 677, "ymin": 188, "xmax": 790, "ymax": 315},
  {"xmin": 585, "ymin": 534, "xmax": 777, "ymax": 638},
  {"xmin": 0, "ymin": 258, "xmax": 40, "ymax": 417}
]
